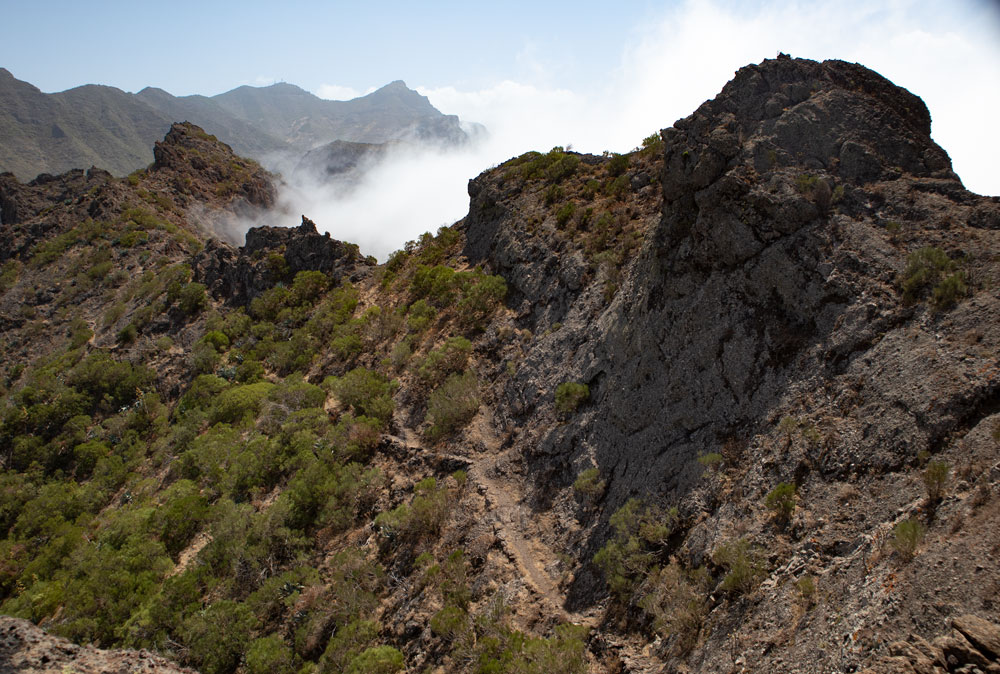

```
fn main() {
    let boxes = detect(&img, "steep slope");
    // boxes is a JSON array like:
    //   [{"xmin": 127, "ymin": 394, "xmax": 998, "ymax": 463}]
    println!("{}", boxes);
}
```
[
  {"xmin": 134, "ymin": 87, "xmax": 289, "ymax": 160},
  {"xmin": 0, "ymin": 68, "xmax": 171, "ymax": 180},
  {"xmin": 0, "ymin": 70, "xmax": 477, "ymax": 182},
  {"xmin": 461, "ymin": 55, "xmax": 1000, "ymax": 672},
  {"xmin": 0, "ymin": 57, "xmax": 999, "ymax": 674}
]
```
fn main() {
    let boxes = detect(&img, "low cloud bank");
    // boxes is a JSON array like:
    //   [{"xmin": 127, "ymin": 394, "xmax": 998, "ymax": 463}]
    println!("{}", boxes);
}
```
[{"xmin": 243, "ymin": 0, "xmax": 997, "ymax": 260}]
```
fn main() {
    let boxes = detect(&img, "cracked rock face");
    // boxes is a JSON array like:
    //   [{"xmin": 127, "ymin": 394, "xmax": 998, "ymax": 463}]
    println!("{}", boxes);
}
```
[
  {"xmin": 462, "ymin": 57, "xmax": 1000, "ymax": 604},
  {"xmin": 0, "ymin": 616, "xmax": 195, "ymax": 673},
  {"xmin": 193, "ymin": 215, "xmax": 374, "ymax": 306}
]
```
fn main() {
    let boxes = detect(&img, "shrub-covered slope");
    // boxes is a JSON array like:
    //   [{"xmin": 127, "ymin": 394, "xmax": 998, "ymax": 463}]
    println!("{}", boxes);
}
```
[{"xmin": 1, "ymin": 57, "xmax": 1000, "ymax": 674}]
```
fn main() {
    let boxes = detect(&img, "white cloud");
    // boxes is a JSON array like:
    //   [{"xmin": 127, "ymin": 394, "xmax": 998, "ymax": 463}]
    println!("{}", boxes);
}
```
[
  {"xmin": 249, "ymin": 0, "xmax": 998, "ymax": 261},
  {"xmin": 428, "ymin": 0, "xmax": 999, "ymax": 195},
  {"xmin": 315, "ymin": 84, "xmax": 363, "ymax": 101}
]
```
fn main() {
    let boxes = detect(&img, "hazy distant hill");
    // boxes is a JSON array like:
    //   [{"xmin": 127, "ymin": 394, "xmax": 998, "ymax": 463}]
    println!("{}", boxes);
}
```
[
  {"xmin": 0, "ymin": 69, "xmax": 478, "ymax": 181},
  {"xmin": 0, "ymin": 68, "xmax": 170, "ymax": 179},
  {"xmin": 211, "ymin": 79, "xmax": 472, "ymax": 151},
  {"xmin": 134, "ymin": 86, "xmax": 289, "ymax": 159}
]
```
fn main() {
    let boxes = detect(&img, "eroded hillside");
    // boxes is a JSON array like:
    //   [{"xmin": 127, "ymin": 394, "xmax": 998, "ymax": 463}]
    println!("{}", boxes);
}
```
[{"xmin": 1, "ymin": 57, "xmax": 999, "ymax": 674}]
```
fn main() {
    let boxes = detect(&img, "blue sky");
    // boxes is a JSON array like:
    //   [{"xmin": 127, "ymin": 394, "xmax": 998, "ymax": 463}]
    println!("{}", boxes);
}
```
[
  {"xmin": 3, "ymin": 0, "xmax": 665, "ymax": 96},
  {"xmin": 2, "ymin": 0, "xmax": 999, "ymax": 253}
]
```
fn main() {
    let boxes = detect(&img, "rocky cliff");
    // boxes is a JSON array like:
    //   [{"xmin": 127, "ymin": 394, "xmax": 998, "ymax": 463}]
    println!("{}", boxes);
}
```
[{"xmin": 0, "ymin": 57, "xmax": 998, "ymax": 674}]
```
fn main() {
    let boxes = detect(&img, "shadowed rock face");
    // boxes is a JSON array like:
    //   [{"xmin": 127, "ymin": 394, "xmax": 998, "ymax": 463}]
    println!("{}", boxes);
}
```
[
  {"xmin": 462, "ymin": 56, "xmax": 1000, "ymax": 604},
  {"xmin": 194, "ymin": 216, "xmax": 374, "ymax": 306}
]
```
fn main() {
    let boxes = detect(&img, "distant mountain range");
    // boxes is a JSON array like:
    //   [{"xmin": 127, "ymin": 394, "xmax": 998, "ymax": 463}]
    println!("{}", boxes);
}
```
[{"xmin": 0, "ymin": 68, "xmax": 481, "ymax": 181}]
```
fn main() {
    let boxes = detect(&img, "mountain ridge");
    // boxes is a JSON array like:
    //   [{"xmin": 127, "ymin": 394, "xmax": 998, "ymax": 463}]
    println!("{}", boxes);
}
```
[
  {"xmin": 0, "ymin": 70, "xmax": 476, "ymax": 181},
  {"xmin": 0, "ymin": 57, "xmax": 998, "ymax": 674}
]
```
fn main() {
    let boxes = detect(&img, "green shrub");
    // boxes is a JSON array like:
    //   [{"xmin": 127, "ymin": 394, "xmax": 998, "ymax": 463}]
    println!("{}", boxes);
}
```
[
  {"xmin": 406, "ymin": 299, "xmax": 436, "ymax": 333},
  {"xmin": 0, "ymin": 260, "xmax": 22, "ymax": 293},
  {"xmin": 517, "ymin": 147, "xmax": 580, "ymax": 183},
  {"xmin": 319, "ymin": 620, "xmax": 379, "ymax": 674},
  {"xmin": 604, "ymin": 175, "xmax": 629, "ymax": 199},
  {"xmin": 555, "ymin": 382, "xmax": 589, "ymax": 414},
  {"xmin": 555, "ymin": 202, "xmax": 576, "ymax": 228},
  {"xmin": 412, "ymin": 264, "xmax": 457, "ymax": 306},
  {"xmin": 899, "ymin": 246, "xmax": 965, "ymax": 308},
  {"xmin": 697, "ymin": 452, "xmax": 723, "ymax": 469},
  {"xmin": 330, "ymin": 331, "xmax": 363, "ymax": 361},
  {"xmin": 573, "ymin": 467, "xmax": 605, "ymax": 501},
  {"xmin": 375, "ymin": 477, "xmax": 452, "ymax": 542},
  {"xmin": 713, "ymin": 538, "xmax": 765, "ymax": 594},
  {"xmin": 425, "ymin": 371, "xmax": 479, "ymax": 440},
  {"xmin": 181, "ymin": 599, "xmax": 258, "ymax": 674},
  {"xmin": 640, "ymin": 132, "xmax": 664, "ymax": 155},
  {"xmin": 417, "ymin": 337, "xmax": 471, "ymax": 386},
  {"xmin": 103, "ymin": 302, "xmax": 126, "ymax": 328},
  {"xmin": 200, "ymin": 330, "xmax": 230, "ymax": 351},
  {"xmin": 188, "ymin": 341, "xmax": 221, "ymax": 374},
  {"xmin": 117, "ymin": 323, "xmax": 138, "ymax": 345},
  {"xmin": 456, "ymin": 273, "xmax": 506, "ymax": 329},
  {"xmin": 594, "ymin": 498, "xmax": 679, "ymax": 599},
  {"xmin": 922, "ymin": 460, "xmax": 950, "ymax": 502},
  {"xmin": 327, "ymin": 368, "xmax": 395, "ymax": 425},
  {"xmin": 246, "ymin": 635, "xmax": 296, "ymax": 674},
  {"xmin": 607, "ymin": 153, "xmax": 630, "ymax": 177},
  {"xmin": 177, "ymin": 282, "xmax": 208, "ymax": 316},
  {"xmin": 891, "ymin": 518, "xmax": 925, "ymax": 561},
  {"xmin": 931, "ymin": 272, "xmax": 967, "ymax": 310},
  {"xmin": 67, "ymin": 352, "xmax": 155, "ymax": 412},
  {"xmin": 346, "ymin": 646, "xmax": 404, "ymax": 674},
  {"xmin": 210, "ymin": 381, "xmax": 276, "ymax": 425},
  {"xmin": 765, "ymin": 482, "xmax": 797, "ymax": 522}
]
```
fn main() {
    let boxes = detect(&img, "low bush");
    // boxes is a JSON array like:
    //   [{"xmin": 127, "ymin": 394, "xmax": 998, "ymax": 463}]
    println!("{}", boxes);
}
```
[
  {"xmin": 555, "ymin": 382, "xmax": 589, "ymax": 414},
  {"xmin": 594, "ymin": 498, "xmax": 679, "ymax": 599},
  {"xmin": 572, "ymin": 467, "xmax": 605, "ymax": 501},
  {"xmin": 765, "ymin": 482, "xmax": 797, "ymax": 523},
  {"xmin": 899, "ymin": 246, "xmax": 967, "ymax": 309},
  {"xmin": 923, "ymin": 460, "xmax": 950, "ymax": 502},
  {"xmin": 891, "ymin": 518, "xmax": 925, "ymax": 561},
  {"xmin": 326, "ymin": 368, "xmax": 395, "ymax": 425},
  {"xmin": 346, "ymin": 646, "xmax": 404, "ymax": 674},
  {"xmin": 425, "ymin": 371, "xmax": 479, "ymax": 440},
  {"xmin": 556, "ymin": 202, "xmax": 576, "ymax": 228},
  {"xmin": 607, "ymin": 152, "xmax": 630, "ymax": 177},
  {"xmin": 712, "ymin": 538, "xmax": 765, "ymax": 594},
  {"xmin": 416, "ymin": 337, "xmax": 471, "ymax": 386}
]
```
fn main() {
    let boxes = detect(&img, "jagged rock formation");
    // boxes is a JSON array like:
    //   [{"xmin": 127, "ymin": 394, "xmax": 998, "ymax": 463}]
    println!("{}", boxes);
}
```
[
  {"xmin": 864, "ymin": 614, "xmax": 1000, "ymax": 673},
  {"xmin": 465, "ymin": 54, "xmax": 999, "ymax": 518},
  {"xmin": 194, "ymin": 215, "xmax": 373, "ymax": 305},
  {"xmin": 0, "ymin": 616, "xmax": 195, "ymax": 673},
  {"xmin": 0, "ymin": 57, "xmax": 999, "ymax": 674}
]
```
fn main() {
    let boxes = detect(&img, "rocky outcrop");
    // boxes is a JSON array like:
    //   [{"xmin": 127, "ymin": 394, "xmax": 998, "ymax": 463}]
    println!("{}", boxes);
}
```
[
  {"xmin": 193, "ymin": 215, "xmax": 374, "ymax": 305},
  {"xmin": 0, "ymin": 616, "xmax": 195, "ymax": 673},
  {"xmin": 462, "ymin": 56, "xmax": 1000, "ymax": 613},
  {"xmin": 0, "ymin": 167, "xmax": 118, "ymax": 261},
  {"xmin": 151, "ymin": 122, "xmax": 276, "ymax": 210},
  {"xmin": 863, "ymin": 615, "xmax": 1000, "ymax": 673}
]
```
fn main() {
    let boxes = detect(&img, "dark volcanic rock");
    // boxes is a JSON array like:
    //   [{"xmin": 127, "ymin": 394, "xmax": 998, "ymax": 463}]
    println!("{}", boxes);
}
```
[
  {"xmin": 461, "ymin": 57, "xmax": 1000, "ymax": 608},
  {"xmin": 194, "ymin": 215, "xmax": 373, "ymax": 305},
  {"xmin": 0, "ymin": 615, "xmax": 194, "ymax": 673},
  {"xmin": 152, "ymin": 121, "xmax": 276, "ymax": 210}
]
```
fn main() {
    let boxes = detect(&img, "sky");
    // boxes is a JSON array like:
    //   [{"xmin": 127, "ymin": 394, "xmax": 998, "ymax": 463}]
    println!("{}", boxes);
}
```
[{"xmin": 3, "ymin": 0, "xmax": 999, "ymax": 256}]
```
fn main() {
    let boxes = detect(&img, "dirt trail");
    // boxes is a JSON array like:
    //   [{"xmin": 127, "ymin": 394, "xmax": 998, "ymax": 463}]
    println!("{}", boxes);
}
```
[{"xmin": 398, "ymin": 415, "xmax": 594, "ymax": 626}]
